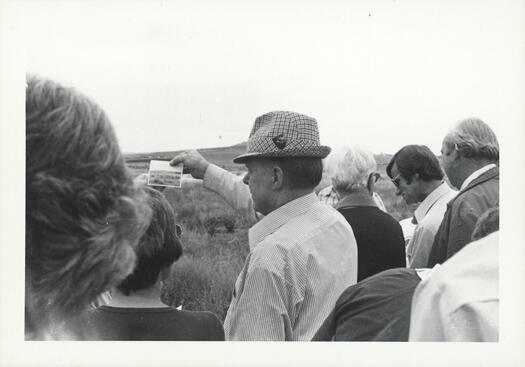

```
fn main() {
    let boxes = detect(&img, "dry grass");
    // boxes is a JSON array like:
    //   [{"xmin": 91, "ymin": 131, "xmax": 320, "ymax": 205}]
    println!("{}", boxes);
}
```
[{"xmin": 160, "ymin": 182, "xmax": 249, "ymax": 321}]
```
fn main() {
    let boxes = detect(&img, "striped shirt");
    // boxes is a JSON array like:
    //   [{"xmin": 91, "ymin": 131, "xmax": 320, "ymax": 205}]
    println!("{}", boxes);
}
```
[{"xmin": 223, "ymin": 193, "xmax": 357, "ymax": 341}]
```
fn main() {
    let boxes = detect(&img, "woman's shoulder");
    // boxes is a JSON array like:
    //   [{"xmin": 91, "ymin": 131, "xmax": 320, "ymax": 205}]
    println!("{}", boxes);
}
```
[{"xmin": 170, "ymin": 309, "xmax": 225, "ymax": 340}]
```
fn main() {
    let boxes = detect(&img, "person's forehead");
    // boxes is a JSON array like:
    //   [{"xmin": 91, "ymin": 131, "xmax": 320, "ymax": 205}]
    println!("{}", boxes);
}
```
[{"xmin": 245, "ymin": 158, "xmax": 269, "ymax": 170}]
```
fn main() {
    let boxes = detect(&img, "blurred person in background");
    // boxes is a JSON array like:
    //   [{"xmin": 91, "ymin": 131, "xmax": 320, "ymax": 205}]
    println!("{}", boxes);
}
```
[
  {"xmin": 70, "ymin": 186, "xmax": 224, "ymax": 340},
  {"xmin": 327, "ymin": 146, "xmax": 406, "ymax": 281},
  {"xmin": 409, "ymin": 207, "xmax": 499, "ymax": 341},
  {"xmin": 171, "ymin": 111, "xmax": 357, "ymax": 340},
  {"xmin": 386, "ymin": 145, "xmax": 457, "ymax": 268},
  {"xmin": 25, "ymin": 75, "xmax": 151, "ymax": 340},
  {"xmin": 427, "ymin": 118, "xmax": 499, "ymax": 267}
]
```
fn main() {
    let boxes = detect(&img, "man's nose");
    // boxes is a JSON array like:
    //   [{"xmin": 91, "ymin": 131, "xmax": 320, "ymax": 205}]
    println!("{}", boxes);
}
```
[{"xmin": 242, "ymin": 173, "xmax": 249, "ymax": 185}]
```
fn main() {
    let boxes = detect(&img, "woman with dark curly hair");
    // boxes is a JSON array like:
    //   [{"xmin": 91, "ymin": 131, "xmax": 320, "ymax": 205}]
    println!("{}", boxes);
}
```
[
  {"xmin": 71, "ymin": 186, "xmax": 225, "ymax": 340},
  {"xmin": 25, "ymin": 75, "xmax": 152, "ymax": 340}
]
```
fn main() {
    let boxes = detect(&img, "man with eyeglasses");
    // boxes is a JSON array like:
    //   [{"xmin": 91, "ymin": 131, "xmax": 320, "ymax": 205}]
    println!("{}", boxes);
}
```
[{"xmin": 387, "ymin": 145, "xmax": 457, "ymax": 268}]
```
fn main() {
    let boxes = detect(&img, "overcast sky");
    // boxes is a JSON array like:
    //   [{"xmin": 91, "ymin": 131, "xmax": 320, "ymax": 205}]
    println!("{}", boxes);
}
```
[{"xmin": 14, "ymin": 0, "xmax": 524, "ymax": 154}]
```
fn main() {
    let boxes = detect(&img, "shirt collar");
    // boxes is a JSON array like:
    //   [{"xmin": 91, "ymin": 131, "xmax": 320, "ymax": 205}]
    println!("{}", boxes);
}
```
[
  {"xmin": 415, "ymin": 264, "xmax": 440, "ymax": 281},
  {"xmin": 413, "ymin": 182, "xmax": 452, "ymax": 223},
  {"xmin": 336, "ymin": 192, "xmax": 377, "ymax": 209},
  {"xmin": 318, "ymin": 185, "xmax": 336, "ymax": 198},
  {"xmin": 248, "ymin": 193, "xmax": 318, "ymax": 251},
  {"xmin": 460, "ymin": 164, "xmax": 497, "ymax": 191}
]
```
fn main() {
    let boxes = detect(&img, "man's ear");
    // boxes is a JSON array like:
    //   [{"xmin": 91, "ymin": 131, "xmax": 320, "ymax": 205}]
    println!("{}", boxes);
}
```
[
  {"xmin": 366, "ymin": 173, "xmax": 375, "ymax": 193},
  {"xmin": 445, "ymin": 142, "xmax": 460, "ymax": 161},
  {"xmin": 272, "ymin": 166, "xmax": 284, "ymax": 189},
  {"xmin": 450, "ymin": 147, "xmax": 461, "ymax": 161}
]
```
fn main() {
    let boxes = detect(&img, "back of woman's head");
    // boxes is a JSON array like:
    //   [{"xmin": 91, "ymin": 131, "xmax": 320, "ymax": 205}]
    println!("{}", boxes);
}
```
[
  {"xmin": 118, "ymin": 186, "xmax": 183, "ymax": 294},
  {"xmin": 25, "ymin": 75, "xmax": 152, "ymax": 336},
  {"xmin": 327, "ymin": 146, "xmax": 377, "ymax": 194}
]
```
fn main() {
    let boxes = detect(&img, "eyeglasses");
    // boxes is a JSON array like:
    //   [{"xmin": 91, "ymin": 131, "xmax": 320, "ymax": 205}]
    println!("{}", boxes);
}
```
[{"xmin": 391, "ymin": 174, "xmax": 401, "ymax": 188}]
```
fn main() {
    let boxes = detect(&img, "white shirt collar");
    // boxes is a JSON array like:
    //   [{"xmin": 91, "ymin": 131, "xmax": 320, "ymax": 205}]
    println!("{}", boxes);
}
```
[
  {"xmin": 415, "ymin": 264, "xmax": 440, "ymax": 281},
  {"xmin": 460, "ymin": 164, "xmax": 497, "ymax": 191},
  {"xmin": 413, "ymin": 182, "xmax": 453, "ymax": 224},
  {"xmin": 248, "ymin": 193, "xmax": 318, "ymax": 251}
]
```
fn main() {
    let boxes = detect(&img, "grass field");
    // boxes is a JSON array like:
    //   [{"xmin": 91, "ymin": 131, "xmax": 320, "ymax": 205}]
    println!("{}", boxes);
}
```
[{"xmin": 128, "ymin": 146, "xmax": 412, "ymax": 321}]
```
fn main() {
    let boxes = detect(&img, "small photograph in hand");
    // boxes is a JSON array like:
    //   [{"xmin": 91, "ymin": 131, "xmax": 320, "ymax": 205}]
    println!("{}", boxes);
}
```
[{"xmin": 148, "ymin": 160, "xmax": 183, "ymax": 188}]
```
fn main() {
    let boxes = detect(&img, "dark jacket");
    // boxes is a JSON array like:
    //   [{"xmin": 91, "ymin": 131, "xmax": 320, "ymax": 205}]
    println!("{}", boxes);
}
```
[
  {"xmin": 427, "ymin": 166, "xmax": 499, "ymax": 267},
  {"xmin": 312, "ymin": 268, "xmax": 421, "ymax": 341},
  {"xmin": 69, "ymin": 306, "xmax": 225, "ymax": 341}
]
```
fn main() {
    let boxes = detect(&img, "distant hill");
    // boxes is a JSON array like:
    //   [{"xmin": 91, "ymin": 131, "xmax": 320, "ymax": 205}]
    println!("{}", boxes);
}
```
[
  {"xmin": 125, "ymin": 143, "xmax": 393, "ymax": 176},
  {"xmin": 125, "ymin": 142, "xmax": 249, "ymax": 176}
]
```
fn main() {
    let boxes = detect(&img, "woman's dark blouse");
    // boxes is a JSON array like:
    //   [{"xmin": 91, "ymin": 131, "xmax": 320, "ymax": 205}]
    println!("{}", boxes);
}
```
[
  {"xmin": 338, "ymin": 206, "xmax": 406, "ymax": 281},
  {"xmin": 71, "ymin": 306, "xmax": 225, "ymax": 341}
]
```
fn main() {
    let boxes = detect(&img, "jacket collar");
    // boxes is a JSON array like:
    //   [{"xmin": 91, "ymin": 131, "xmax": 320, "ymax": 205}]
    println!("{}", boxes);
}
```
[
  {"xmin": 450, "ymin": 166, "xmax": 499, "ymax": 205},
  {"xmin": 461, "ymin": 165, "xmax": 499, "ymax": 192}
]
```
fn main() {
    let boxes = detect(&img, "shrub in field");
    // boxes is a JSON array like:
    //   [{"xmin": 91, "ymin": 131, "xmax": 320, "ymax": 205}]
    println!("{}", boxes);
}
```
[
  {"xmin": 223, "ymin": 217, "xmax": 235, "ymax": 233},
  {"xmin": 163, "ymin": 181, "xmax": 250, "ymax": 235},
  {"xmin": 203, "ymin": 217, "xmax": 220, "ymax": 236},
  {"xmin": 203, "ymin": 215, "xmax": 237, "ymax": 236}
]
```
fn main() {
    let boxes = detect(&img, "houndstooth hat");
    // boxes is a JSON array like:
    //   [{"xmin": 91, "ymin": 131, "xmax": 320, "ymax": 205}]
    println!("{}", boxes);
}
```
[{"xmin": 233, "ymin": 111, "xmax": 331, "ymax": 163}]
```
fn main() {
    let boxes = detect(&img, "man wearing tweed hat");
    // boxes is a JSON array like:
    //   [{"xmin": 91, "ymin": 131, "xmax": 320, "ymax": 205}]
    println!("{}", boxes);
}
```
[{"xmin": 171, "ymin": 111, "xmax": 357, "ymax": 341}]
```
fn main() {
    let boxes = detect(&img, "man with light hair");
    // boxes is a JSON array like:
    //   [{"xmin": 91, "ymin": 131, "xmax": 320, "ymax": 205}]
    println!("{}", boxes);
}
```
[
  {"xmin": 427, "ymin": 118, "xmax": 499, "ymax": 267},
  {"xmin": 171, "ymin": 111, "xmax": 357, "ymax": 340},
  {"xmin": 325, "ymin": 146, "xmax": 405, "ymax": 281}
]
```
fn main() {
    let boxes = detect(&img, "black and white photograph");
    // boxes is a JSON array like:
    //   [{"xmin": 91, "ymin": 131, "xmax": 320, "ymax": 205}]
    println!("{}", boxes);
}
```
[
  {"xmin": 0, "ymin": 0, "xmax": 524, "ymax": 366},
  {"xmin": 147, "ymin": 160, "xmax": 183, "ymax": 188}
]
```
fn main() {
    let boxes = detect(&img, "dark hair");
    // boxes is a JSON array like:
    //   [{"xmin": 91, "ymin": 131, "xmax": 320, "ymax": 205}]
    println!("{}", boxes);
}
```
[
  {"xmin": 25, "ymin": 75, "xmax": 152, "ymax": 331},
  {"xmin": 386, "ymin": 145, "xmax": 444, "ymax": 183},
  {"xmin": 471, "ymin": 207, "xmax": 499, "ymax": 241},
  {"xmin": 270, "ymin": 157, "xmax": 323, "ymax": 189},
  {"xmin": 118, "ymin": 186, "xmax": 183, "ymax": 294}
]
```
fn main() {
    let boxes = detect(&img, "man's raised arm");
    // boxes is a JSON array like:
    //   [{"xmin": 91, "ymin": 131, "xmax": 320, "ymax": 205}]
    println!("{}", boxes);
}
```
[{"xmin": 170, "ymin": 150, "xmax": 259, "ymax": 225}]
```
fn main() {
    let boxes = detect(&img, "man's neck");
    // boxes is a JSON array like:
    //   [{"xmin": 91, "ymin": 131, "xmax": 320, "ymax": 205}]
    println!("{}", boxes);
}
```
[
  {"xmin": 272, "ymin": 188, "xmax": 313, "ymax": 212},
  {"xmin": 336, "ymin": 188, "xmax": 376, "ymax": 208},
  {"xmin": 418, "ymin": 180, "xmax": 443, "ymax": 202}
]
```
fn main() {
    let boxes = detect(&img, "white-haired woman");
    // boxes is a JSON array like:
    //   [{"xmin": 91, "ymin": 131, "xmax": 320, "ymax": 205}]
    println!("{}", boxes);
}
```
[{"xmin": 326, "ymin": 146, "xmax": 406, "ymax": 281}]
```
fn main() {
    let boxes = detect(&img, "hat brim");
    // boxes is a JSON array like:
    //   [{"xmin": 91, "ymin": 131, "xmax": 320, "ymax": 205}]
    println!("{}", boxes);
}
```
[{"xmin": 233, "ymin": 146, "xmax": 331, "ymax": 164}]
